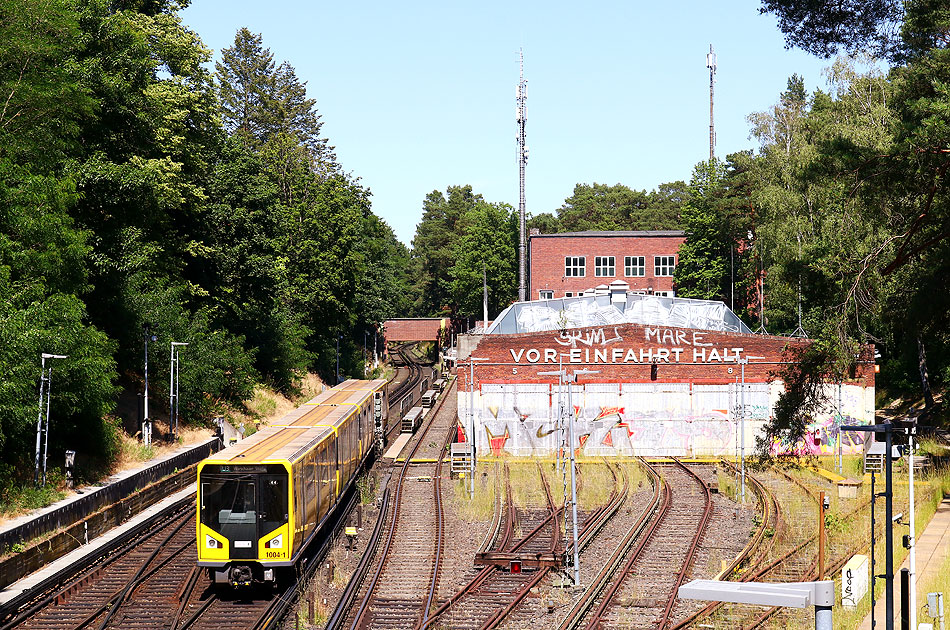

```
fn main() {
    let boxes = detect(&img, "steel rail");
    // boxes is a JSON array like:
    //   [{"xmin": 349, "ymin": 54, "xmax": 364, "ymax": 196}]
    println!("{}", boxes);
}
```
[
  {"xmin": 556, "ymin": 458, "xmax": 661, "ymax": 630},
  {"xmin": 348, "ymin": 356, "xmax": 451, "ymax": 630}
]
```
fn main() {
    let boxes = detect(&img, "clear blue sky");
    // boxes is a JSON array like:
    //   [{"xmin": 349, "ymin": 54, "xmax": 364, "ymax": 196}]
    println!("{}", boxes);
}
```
[{"xmin": 180, "ymin": 0, "xmax": 831, "ymax": 246}]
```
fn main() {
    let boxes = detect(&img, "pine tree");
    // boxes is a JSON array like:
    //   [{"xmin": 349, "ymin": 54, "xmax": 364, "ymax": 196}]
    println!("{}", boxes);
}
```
[{"xmin": 216, "ymin": 28, "xmax": 278, "ymax": 145}]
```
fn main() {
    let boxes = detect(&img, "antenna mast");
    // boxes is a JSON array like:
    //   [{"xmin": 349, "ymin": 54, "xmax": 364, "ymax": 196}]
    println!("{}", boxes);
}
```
[
  {"xmin": 517, "ymin": 49, "xmax": 528, "ymax": 302},
  {"xmin": 706, "ymin": 44, "xmax": 716, "ymax": 162}
]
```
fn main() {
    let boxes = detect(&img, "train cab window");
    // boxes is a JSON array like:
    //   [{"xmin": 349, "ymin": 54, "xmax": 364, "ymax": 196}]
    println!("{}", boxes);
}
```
[
  {"xmin": 259, "ymin": 475, "xmax": 288, "ymax": 535},
  {"xmin": 201, "ymin": 476, "xmax": 256, "ymax": 529}
]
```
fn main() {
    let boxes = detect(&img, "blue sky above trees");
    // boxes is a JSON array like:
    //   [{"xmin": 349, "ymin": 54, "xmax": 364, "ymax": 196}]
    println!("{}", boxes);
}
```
[{"xmin": 181, "ymin": 0, "xmax": 837, "ymax": 244}]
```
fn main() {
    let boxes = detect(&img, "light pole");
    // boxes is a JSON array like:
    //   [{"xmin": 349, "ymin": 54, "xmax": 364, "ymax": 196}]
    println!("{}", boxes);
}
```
[
  {"xmin": 906, "ymin": 419, "xmax": 918, "ymax": 630},
  {"xmin": 467, "ymin": 356, "xmax": 488, "ymax": 498},
  {"xmin": 336, "ymin": 334, "xmax": 342, "ymax": 385},
  {"xmin": 539, "ymin": 365, "xmax": 598, "ymax": 587},
  {"xmin": 34, "ymin": 353, "xmax": 67, "ymax": 487},
  {"xmin": 843, "ymin": 421, "xmax": 897, "ymax": 630},
  {"xmin": 142, "ymin": 323, "xmax": 157, "ymax": 445},
  {"xmin": 739, "ymin": 358, "xmax": 746, "ymax": 503},
  {"xmin": 169, "ymin": 342, "xmax": 188, "ymax": 442}
]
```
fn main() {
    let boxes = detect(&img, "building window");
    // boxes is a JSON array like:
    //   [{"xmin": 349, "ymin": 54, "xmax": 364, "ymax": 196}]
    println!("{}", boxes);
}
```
[
  {"xmin": 539, "ymin": 290, "xmax": 554, "ymax": 300},
  {"xmin": 654, "ymin": 255, "xmax": 675, "ymax": 276},
  {"xmin": 564, "ymin": 292, "xmax": 574, "ymax": 298},
  {"xmin": 624, "ymin": 256, "xmax": 645, "ymax": 277},
  {"xmin": 594, "ymin": 256, "xmax": 615, "ymax": 277},
  {"xmin": 565, "ymin": 256, "xmax": 586, "ymax": 277}
]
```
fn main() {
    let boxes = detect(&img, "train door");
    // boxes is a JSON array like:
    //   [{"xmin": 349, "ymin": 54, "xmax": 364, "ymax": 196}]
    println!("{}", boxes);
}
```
[{"xmin": 200, "ymin": 474, "xmax": 257, "ymax": 559}]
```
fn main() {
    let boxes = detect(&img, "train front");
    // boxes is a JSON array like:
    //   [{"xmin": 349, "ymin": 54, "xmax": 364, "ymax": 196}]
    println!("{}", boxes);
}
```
[{"xmin": 196, "ymin": 462, "xmax": 291, "ymax": 586}]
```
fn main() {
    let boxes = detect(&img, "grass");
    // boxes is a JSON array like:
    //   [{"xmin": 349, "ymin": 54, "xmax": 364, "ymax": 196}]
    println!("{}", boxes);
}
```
[
  {"xmin": 0, "ymin": 471, "xmax": 67, "ymax": 518},
  {"xmin": 828, "ymin": 455, "xmax": 950, "ymax": 630},
  {"xmin": 453, "ymin": 462, "xmax": 496, "ymax": 521}
]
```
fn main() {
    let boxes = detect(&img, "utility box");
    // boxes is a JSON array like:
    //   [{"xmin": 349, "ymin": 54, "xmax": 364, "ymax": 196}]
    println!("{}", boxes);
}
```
[
  {"xmin": 837, "ymin": 477, "xmax": 862, "ymax": 499},
  {"xmin": 841, "ymin": 554, "xmax": 869, "ymax": 608}
]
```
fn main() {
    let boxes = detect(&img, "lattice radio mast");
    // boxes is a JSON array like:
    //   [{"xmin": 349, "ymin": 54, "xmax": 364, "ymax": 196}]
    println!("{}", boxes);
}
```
[
  {"xmin": 517, "ymin": 49, "xmax": 528, "ymax": 302},
  {"xmin": 706, "ymin": 44, "xmax": 716, "ymax": 161}
]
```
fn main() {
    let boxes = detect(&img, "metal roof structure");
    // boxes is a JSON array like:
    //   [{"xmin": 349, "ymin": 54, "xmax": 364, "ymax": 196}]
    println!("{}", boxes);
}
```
[{"xmin": 484, "ymin": 292, "xmax": 753, "ymax": 336}]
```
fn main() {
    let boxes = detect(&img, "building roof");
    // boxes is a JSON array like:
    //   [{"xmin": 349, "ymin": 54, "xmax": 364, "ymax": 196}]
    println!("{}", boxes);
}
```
[{"xmin": 485, "ymin": 293, "xmax": 752, "ymax": 336}]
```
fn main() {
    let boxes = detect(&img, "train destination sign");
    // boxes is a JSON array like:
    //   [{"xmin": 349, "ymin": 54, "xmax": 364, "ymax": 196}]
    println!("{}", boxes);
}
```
[{"xmin": 507, "ymin": 326, "xmax": 747, "ymax": 365}]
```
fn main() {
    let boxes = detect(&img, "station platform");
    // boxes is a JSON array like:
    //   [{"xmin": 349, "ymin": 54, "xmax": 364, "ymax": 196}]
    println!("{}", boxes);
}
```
[
  {"xmin": 383, "ymin": 432, "xmax": 413, "ymax": 459},
  {"xmin": 0, "ymin": 438, "xmax": 212, "ymax": 543},
  {"xmin": 858, "ymin": 493, "xmax": 950, "ymax": 630}
]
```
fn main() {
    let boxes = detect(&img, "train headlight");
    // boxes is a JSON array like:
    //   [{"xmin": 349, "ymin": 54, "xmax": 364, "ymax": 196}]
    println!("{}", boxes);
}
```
[
  {"xmin": 206, "ymin": 534, "xmax": 222, "ymax": 549},
  {"xmin": 265, "ymin": 534, "xmax": 283, "ymax": 548}
]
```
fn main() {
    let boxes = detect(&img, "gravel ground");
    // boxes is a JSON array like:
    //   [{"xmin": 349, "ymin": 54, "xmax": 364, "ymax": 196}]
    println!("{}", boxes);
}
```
[{"xmin": 288, "ymin": 388, "xmax": 757, "ymax": 630}]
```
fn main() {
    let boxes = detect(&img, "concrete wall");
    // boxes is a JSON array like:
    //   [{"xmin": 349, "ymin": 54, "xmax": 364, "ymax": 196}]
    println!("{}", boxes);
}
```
[
  {"xmin": 455, "ymin": 321, "xmax": 875, "ymax": 457},
  {"xmin": 457, "ymin": 381, "xmax": 874, "ymax": 457}
]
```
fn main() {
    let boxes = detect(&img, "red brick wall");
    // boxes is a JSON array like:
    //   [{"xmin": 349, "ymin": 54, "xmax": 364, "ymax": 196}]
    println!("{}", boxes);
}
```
[
  {"xmin": 528, "ymin": 232, "xmax": 686, "ymax": 299},
  {"xmin": 383, "ymin": 319, "xmax": 446, "ymax": 342},
  {"xmin": 459, "ymin": 322, "xmax": 875, "ymax": 389}
]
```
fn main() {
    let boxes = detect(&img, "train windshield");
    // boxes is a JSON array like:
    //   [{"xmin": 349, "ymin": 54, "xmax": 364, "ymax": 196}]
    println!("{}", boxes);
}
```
[
  {"xmin": 200, "ymin": 473, "xmax": 288, "ymax": 539},
  {"xmin": 201, "ymin": 475, "xmax": 257, "ymax": 531}
]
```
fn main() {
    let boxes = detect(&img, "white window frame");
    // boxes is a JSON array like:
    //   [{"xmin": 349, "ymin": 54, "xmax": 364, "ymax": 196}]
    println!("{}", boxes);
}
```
[
  {"xmin": 594, "ymin": 256, "xmax": 615, "ymax": 277},
  {"xmin": 539, "ymin": 290, "xmax": 554, "ymax": 300},
  {"xmin": 624, "ymin": 255, "xmax": 645, "ymax": 277},
  {"xmin": 565, "ymin": 256, "xmax": 586, "ymax": 277},
  {"xmin": 654, "ymin": 255, "xmax": 675, "ymax": 277}
]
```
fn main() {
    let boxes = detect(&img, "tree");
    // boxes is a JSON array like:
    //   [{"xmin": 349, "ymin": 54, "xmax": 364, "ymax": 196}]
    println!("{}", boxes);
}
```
[
  {"xmin": 409, "ymin": 186, "xmax": 479, "ymax": 316},
  {"xmin": 449, "ymin": 202, "xmax": 518, "ymax": 318},
  {"xmin": 556, "ymin": 182, "xmax": 685, "ymax": 232},
  {"xmin": 216, "ymin": 28, "xmax": 278, "ymax": 145},
  {"xmin": 216, "ymin": 29, "xmax": 336, "ymax": 168},
  {"xmin": 673, "ymin": 157, "xmax": 755, "ymax": 316},
  {"xmin": 759, "ymin": 0, "xmax": 905, "ymax": 60}
]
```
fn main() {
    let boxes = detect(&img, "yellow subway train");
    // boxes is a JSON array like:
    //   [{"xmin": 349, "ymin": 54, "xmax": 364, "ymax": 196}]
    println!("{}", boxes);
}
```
[{"xmin": 196, "ymin": 379, "xmax": 388, "ymax": 586}]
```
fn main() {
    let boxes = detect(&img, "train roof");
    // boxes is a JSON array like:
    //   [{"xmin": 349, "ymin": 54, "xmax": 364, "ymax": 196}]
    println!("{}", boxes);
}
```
[
  {"xmin": 201, "ymin": 378, "xmax": 386, "ymax": 465},
  {"xmin": 203, "ymin": 424, "xmax": 334, "ymax": 466}
]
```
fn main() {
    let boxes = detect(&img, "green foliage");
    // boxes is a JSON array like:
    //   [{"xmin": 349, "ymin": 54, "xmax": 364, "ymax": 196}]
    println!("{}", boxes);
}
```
[
  {"xmin": 0, "ymin": 468, "xmax": 67, "ymax": 517},
  {"xmin": 673, "ymin": 156, "xmax": 756, "ymax": 317},
  {"xmin": 0, "ymin": 7, "xmax": 408, "ymax": 488},
  {"xmin": 216, "ymin": 29, "xmax": 335, "ymax": 168},
  {"xmin": 449, "ymin": 202, "xmax": 518, "ymax": 318},
  {"xmin": 555, "ymin": 182, "xmax": 686, "ymax": 232},
  {"xmin": 410, "ymin": 186, "xmax": 479, "ymax": 316}
]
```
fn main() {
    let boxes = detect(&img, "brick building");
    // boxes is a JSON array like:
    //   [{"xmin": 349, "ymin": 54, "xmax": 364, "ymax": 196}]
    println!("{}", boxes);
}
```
[
  {"xmin": 528, "ymin": 230, "xmax": 686, "ymax": 300},
  {"xmin": 455, "ymin": 294, "xmax": 875, "ymax": 458}
]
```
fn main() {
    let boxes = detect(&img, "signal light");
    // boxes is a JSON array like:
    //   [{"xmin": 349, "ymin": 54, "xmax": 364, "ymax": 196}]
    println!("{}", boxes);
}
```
[
  {"xmin": 510, "ymin": 560, "xmax": 522, "ymax": 573},
  {"xmin": 650, "ymin": 362, "xmax": 658, "ymax": 381},
  {"xmin": 264, "ymin": 534, "xmax": 283, "ymax": 549},
  {"xmin": 206, "ymin": 535, "xmax": 222, "ymax": 549}
]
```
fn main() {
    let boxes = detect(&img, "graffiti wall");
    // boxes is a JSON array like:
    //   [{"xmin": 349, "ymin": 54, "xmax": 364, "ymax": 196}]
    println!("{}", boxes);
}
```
[{"xmin": 457, "ymin": 381, "xmax": 874, "ymax": 457}]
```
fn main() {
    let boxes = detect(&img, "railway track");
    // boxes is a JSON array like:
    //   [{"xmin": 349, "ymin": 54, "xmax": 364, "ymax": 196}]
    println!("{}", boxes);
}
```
[
  {"xmin": 341, "ymin": 373, "xmax": 455, "ymax": 630},
  {"xmin": 417, "ymin": 462, "xmax": 563, "ymax": 630},
  {"xmin": 0, "ymin": 502, "xmax": 287, "ymax": 630},
  {"xmin": 386, "ymin": 345, "xmax": 426, "ymax": 443},
  {"xmin": 564, "ymin": 458, "xmax": 713, "ymax": 630},
  {"xmin": 673, "ymin": 463, "xmax": 874, "ymax": 630},
  {"xmin": 2, "ymin": 498, "xmax": 317, "ymax": 630}
]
